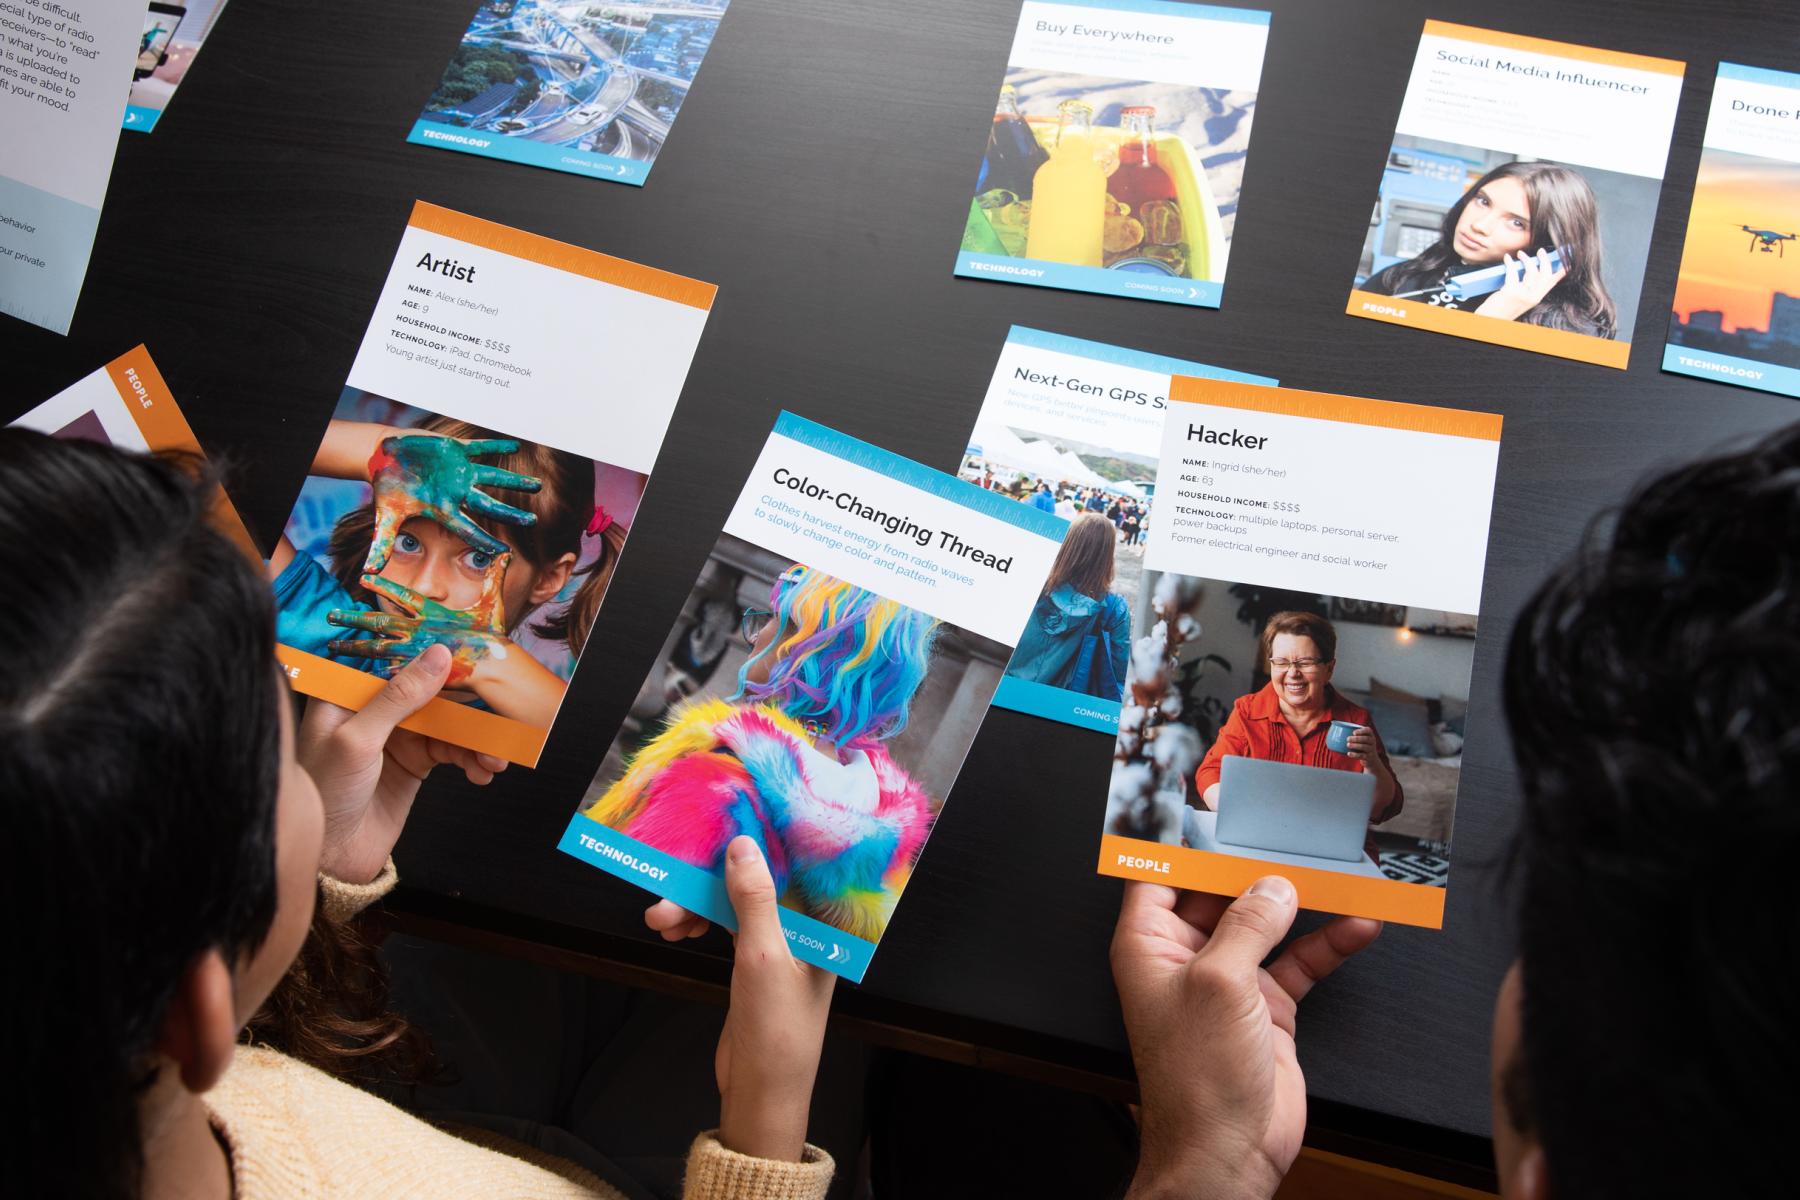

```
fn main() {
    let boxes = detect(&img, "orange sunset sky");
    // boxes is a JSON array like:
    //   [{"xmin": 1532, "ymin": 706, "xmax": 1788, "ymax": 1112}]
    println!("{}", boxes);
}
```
[{"xmin": 1671, "ymin": 149, "xmax": 1800, "ymax": 333}]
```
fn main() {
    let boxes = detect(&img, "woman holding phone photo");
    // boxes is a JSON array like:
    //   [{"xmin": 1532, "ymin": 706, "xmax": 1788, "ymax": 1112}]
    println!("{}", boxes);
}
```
[{"xmin": 1361, "ymin": 160, "xmax": 1618, "ymax": 338}]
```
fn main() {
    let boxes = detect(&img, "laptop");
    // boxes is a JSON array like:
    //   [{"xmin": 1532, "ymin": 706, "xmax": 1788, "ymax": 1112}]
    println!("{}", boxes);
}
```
[{"xmin": 1215, "ymin": 756, "xmax": 1375, "ymax": 862}]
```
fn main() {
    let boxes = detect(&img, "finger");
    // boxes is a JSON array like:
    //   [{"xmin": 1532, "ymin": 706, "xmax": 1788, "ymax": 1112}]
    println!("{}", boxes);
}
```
[
  {"xmin": 1265, "ymin": 916, "xmax": 1383, "ymax": 1008},
  {"xmin": 328, "ymin": 638, "xmax": 412, "ymax": 659},
  {"xmin": 1193, "ymin": 876, "xmax": 1299, "ymax": 977},
  {"xmin": 364, "ymin": 506, "xmax": 403, "ymax": 574},
  {"xmin": 327, "ymin": 609, "xmax": 406, "ymax": 634},
  {"xmin": 722, "ymin": 835, "xmax": 788, "ymax": 958},
  {"xmin": 1113, "ymin": 880, "xmax": 1209, "ymax": 959},
  {"xmin": 459, "ymin": 438, "xmax": 521, "ymax": 457},
  {"xmin": 339, "ymin": 643, "xmax": 453, "ymax": 746},
  {"xmin": 359, "ymin": 573, "xmax": 426, "ymax": 617},
  {"xmin": 470, "ymin": 464, "xmax": 543, "ymax": 493},
  {"xmin": 476, "ymin": 752, "xmax": 509, "ymax": 775},
  {"xmin": 1172, "ymin": 888, "xmax": 1230, "ymax": 935},
  {"xmin": 465, "ymin": 488, "xmax": 540, "ymax": 526},
  {"xmin": 645, "ymin": 899, "xmax": 711, "ymax": 941},
  {"xmin": 442, "ymin": 509, "xmax": 513, "ymax": 558},
  {"xmin": 1116, "ymin": 879, "xmax": 1179, "ymax": 931}
]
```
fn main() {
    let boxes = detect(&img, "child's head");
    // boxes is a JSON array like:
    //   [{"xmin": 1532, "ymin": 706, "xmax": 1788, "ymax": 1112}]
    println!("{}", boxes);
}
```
[
  {"xmin": 328, "ymin": 415, "xmax": 626, "ymax": 654},
  {"xmin": 734, "ymin": 565, "xmax": 941, "ymax": 746},
  {"xmin": 1044, "ymin": 512, "xmax": 1117, "ymax": 599},
  {"xmin": 0, "ymin": 430, "xmax": 315, "ymax": 1195}
]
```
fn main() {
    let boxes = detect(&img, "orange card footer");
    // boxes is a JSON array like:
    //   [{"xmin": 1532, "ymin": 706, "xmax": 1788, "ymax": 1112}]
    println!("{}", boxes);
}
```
[
  {"xmin": 1347, "ymin": 289, "xmax": 1631, "ymax": 370},
  {"xmin": 1098, "ymin": 834, "xmax": 1447, "ymax": 929},
  {"xmin": 277, "ymin": 645, "xmax": 549, "ymax": 766}
]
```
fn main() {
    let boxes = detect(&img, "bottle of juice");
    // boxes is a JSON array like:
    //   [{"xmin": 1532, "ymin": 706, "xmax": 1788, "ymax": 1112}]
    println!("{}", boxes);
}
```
[
  {"xmin": 1112, "ymin": 106, "xmax": 1177, "ymax": 220},
  {"xmin": 982, "ymin": 85, "xmax": 1049, "ymax": 199},
  {"xmin": 1025, "ymin": 101, "xmax": 1104, "ymax": 267}
]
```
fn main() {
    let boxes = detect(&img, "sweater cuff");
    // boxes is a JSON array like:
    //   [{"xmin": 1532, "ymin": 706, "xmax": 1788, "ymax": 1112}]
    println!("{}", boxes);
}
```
[
  {"xmin": 318, "ymin": 857, "xmax": 398, "ymax": 923},
  {"xmin": 682, "ymin": 1131, "xmax": 834, "ymax": 1200}
]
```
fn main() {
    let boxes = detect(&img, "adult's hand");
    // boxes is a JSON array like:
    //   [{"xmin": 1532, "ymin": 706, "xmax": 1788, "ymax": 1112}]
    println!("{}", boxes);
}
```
[
  {"xmin": 1343, "ymin": 727, "xmax": 1393, "ymax": 776},
  {"xmin": 1111, "ymin": 878, "xmax": 1382, "ymax": 1200},
  {"xmin": 715, "ymin": 836, "xmax": 835, "ymax": 1162},
  {"xmin": 1474, "ymin": 249, "xmax": 1567, "ymax": 321},
  {"xmin": 298, "ymin": 643, "xmax": 508, "ymax": 885}
]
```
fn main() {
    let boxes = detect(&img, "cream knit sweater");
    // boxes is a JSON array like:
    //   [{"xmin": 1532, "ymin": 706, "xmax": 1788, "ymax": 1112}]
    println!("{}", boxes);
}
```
[{"xmin": 203, "ymin": 863, "xmax": 836, "ymax": 1200}]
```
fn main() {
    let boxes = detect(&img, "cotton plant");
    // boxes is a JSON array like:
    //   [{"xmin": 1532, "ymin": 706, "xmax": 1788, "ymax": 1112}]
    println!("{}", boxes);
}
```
[{"xmin": 1110, "ymin": 572, "xmax": 1208, "ymax": 843}]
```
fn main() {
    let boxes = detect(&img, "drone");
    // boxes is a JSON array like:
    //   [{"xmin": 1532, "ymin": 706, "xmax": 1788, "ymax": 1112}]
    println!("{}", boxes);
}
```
[{"xmin": 1737, "ymin": 225, "xmax": 1799, "ymax": 256}]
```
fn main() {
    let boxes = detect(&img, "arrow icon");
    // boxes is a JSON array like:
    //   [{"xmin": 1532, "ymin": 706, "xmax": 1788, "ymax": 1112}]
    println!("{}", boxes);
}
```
[{"xmin": 827, "ymin": 943, "xmax": 851, "ymax": 964}]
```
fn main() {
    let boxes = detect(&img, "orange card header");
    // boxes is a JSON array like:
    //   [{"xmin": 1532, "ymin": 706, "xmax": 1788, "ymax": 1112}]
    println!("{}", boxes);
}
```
[
  {"xmin": 408, "ymin": 201, "xmax": 717, "ymax": 311},
  {"xmin": 1098, "ymin": 835, "xmax": 1447, "ymax": 929},
  {"xmin": 1169, "ymin": 375, "xmax": 1503, "ymax": 442},
  {"xmin": 104, "ymin": 345, "xmax": 260, "ymax": 561},
  {"xmin": 1422, "ymin": 20, "xmax": 1684, "ymax": 76}
]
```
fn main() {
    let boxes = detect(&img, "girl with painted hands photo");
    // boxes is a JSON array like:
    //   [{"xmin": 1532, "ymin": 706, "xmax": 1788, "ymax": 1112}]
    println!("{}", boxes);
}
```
[
  {"xmin": 1361, "ymin": 160, "xmax": 1618, "ymax": 338},
  {"xmin": 6, "ymin": 429, "xmax": 840, "ymax": 1197},
  {"xmin": 270, "ymin": 414, "xmax": 630, "ymax": 729}
]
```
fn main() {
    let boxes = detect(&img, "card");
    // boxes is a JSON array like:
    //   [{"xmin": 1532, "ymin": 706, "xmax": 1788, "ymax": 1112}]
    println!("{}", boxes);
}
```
[
  {"xmin": 407, "ymin": 0, "xmax": 731, "ymax": 186},
  {"xmin": 1100, "ymin": 379, "xmax": 1501, "ymax": 929},
  {"xmin": 123, "ymin": 0, "xmax": 230, "ymax": 133},
  {"xmin": 958, "ymin": 325, "xmax": 1274, "ymax": 732},
  {"xmin": 8, "ymin": 344, "xmax": 257, "ymax": 557},
  {"xmin": 954, "ymin": 0, "xmax": 1270, "ymax": 307},
  {"xmin": 559, "ymin": 412, "xmax": 1065, "ymax": 980},
  {"xmin": 1346, "ymin": 21, "xmax": 1683, "ymax": 369},
  {"xmin": 0, "ymin": 0, "xmax": 140, "ymax": 334},
  {"xmin": 270, "ymin": 201, "xmax": 714, "ymax": 767},
  {"xmin": 1663, "ymin": 64, "xmax": 1800, "ymax": 399}
]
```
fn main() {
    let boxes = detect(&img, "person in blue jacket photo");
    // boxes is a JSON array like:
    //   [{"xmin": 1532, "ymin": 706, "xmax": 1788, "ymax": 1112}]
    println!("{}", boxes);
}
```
[{"xmin": 1006, "ymin": 513, "xmax": 1131, "ymax": 700}]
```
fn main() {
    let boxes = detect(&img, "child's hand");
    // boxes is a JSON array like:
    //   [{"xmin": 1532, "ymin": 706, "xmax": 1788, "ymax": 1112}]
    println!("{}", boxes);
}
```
[
  {"xmin": 716, "ymin": 836, "xmax": 836, "ymax": 1162},
  {"xmin": 299, "ymin": 644, "xmax": 509, "ymax": 885},
  {"xmin": 364, "ymin": 434, "xmax": 541, "ymax": 573},
  {"xmin": 327, "ymin": 570, "xmax": 508, "ymax": 686}
]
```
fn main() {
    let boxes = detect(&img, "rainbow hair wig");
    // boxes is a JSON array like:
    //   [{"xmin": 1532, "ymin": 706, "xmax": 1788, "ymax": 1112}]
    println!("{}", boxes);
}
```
[{"xmin": 733, "ymin": 565, "xmax": 940, "ymax": 747}]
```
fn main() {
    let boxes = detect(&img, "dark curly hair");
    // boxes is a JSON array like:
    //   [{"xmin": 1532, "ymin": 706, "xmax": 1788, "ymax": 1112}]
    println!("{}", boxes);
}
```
[{"xmin": 1501, "ymin": 421, "xmax": 1800, "ymax": 1197}]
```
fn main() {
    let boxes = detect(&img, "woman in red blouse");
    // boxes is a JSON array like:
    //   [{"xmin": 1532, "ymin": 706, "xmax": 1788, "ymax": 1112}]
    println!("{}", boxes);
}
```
[{"xmin": 1194, "ymin": 611, "xmax": 1403, "ymax": 828}]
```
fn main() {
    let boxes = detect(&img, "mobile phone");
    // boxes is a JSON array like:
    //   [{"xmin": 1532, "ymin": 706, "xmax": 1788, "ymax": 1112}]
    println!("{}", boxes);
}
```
[
  {"xmin": 1442, "ymin": 246, "xmax": 1570, "ymax": 301},
  {"xmin": 135, "ymin": 2, "xmax": 186, "ymax": 80}
]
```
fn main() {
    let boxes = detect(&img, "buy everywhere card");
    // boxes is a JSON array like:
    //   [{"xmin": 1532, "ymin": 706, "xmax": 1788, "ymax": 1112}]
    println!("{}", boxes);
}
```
[
  {"xmin": 1663, "ymin": 64, "xmax": 1800, "ymax": 399},
  {"xmin": 560, "ymin": 412, "xmax": 1065, "ymax": 980},
  {"xmin": 1347, "ymin": 21, "xmax": 1683, "ymax": 369},
  {"xmin": 1102, "ymin": 379, "xmax": 1501, "ymax": 929},
  {"xmin": 954, "ymin": 0, "xmax": 1270, "ymax": 307},
  {"xmin": 408, "ymin": 0, "xmax": 730, "ymax": 187},
  {"xmin": 270, "ymin": 201, "xmax": 714, "ymax": 767},
  {"xmin": 958, "ymin": 325, "xmax": 1273, "ymax": 732},
  {"xmin": 7, "ymin": 344, "xmax": 257, "ymax": 558}
]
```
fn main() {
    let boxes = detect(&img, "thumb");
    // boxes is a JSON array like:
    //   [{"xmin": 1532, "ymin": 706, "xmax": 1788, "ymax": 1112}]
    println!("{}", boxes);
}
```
[
  {"xmin": 723, "ymin": 836, "xmax": 786, "ymax": 956},
  {"xmin": 344, "ymin": 643, "xmax": 452, "ymax": 745},
  {"xmin": 1195, "ymin": 876, "xmax": 1299, "ymax": 977}
]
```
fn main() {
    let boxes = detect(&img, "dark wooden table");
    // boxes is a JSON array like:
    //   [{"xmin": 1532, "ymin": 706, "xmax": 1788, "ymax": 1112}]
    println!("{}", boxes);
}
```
[{"xmin": 6, "ymin": 0, "xmax": 1794, "ymax": 1187}]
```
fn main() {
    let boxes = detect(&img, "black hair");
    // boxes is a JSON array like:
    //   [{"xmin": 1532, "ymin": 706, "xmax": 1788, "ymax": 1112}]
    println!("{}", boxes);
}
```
[
  {"xmin": 1501, "ymin": 421, "xmax": 1800, "ymax": 1197},
  {"xmin": 0, "ymin": 429, "xmax": 282, "ymax": 1198},
  {"xmin": 1365, "ymin": 161, "xmax": 1618, "ymax": 339}
]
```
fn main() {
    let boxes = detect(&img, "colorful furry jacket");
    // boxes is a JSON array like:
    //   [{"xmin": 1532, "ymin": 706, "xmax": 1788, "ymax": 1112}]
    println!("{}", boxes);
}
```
[{"xmin": 584, "ymin": 697, "xmax": 934, "ymax": 941}]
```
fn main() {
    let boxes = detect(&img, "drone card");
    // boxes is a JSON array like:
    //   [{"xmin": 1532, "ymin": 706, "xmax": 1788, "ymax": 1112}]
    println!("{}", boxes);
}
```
[
  {"xmin": 1662, "ymin": 64, "xmax": 1800, "ymax": 400},
  {"xmin": 1346, "ymin": 22, "xmax": 1684, "ymax": 369}
]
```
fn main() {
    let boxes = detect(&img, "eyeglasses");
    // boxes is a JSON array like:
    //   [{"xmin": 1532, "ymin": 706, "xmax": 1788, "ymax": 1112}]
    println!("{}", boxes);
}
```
[
  {"xmin": 740, "ymin": 607, "xmax": 774, "ymax": 649},
  {"xmin": 1269, "ymin": 657, "xmax": 1329, "ymax": 675}
]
